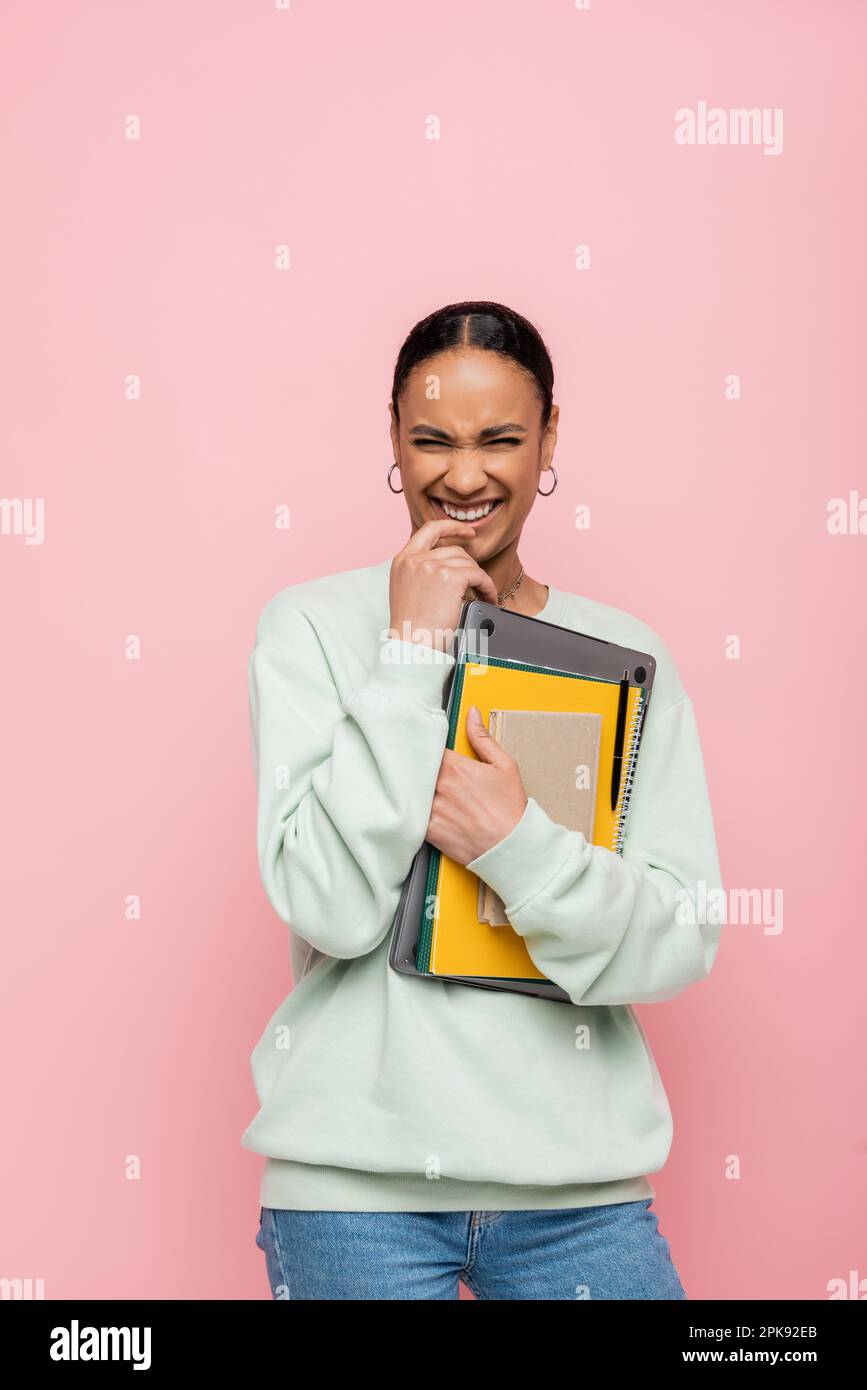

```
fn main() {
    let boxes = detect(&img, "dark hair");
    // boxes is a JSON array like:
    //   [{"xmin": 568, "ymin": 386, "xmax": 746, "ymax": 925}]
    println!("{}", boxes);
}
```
[{"xmin": 391, "ymin": 300, "xmax": 554, "ymax": 429}]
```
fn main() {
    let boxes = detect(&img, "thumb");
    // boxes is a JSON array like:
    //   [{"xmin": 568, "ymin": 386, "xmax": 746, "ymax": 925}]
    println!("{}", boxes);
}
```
[{"xmin": 465, "ymin": 705, "xmax": 509, "ymax": 766}]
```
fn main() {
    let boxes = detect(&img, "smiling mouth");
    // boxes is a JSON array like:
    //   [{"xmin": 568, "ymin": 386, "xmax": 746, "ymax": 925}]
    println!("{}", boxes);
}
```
[{"xmin": 430, "ymin": 496, "xmax": 505, "ymax": 527}]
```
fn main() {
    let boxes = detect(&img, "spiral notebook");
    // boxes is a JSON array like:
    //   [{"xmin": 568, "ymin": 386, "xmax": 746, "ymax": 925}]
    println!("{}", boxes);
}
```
[{"xmin": 416, "ymin": 655, "xmax": 648, "ymax": 982}]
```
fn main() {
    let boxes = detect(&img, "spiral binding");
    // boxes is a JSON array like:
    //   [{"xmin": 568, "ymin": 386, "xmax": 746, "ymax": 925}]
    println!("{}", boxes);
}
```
[{"xmin": 610, "ymin": 688, "xmax": 648, "ymax": 855}]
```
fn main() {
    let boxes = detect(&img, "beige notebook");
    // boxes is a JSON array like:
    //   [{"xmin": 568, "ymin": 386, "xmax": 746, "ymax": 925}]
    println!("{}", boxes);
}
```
[{"xmin": 477, "ymin": 709, "xmax": 602, "ymax": 926}]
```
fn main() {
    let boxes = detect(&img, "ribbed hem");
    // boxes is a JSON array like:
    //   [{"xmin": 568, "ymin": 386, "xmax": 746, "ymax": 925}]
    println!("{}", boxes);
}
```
[{"xmin": 259, "ymin": 1158, "xmax": 655, "ymax": 1212}]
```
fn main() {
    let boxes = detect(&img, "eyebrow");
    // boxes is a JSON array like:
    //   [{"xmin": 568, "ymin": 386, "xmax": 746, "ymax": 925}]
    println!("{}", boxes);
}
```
[{"xmin": 408, "ymin": 422, "xmax": 528, "ymax": 441}]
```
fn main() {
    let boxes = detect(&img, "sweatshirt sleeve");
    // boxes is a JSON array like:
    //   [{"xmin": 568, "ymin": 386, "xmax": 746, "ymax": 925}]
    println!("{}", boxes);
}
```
[
  {"xmin": 465, "ymin": 693, "xmax": 724, "ymax": 1006},
  {"xmin": 249, "ymin": 608, "xmax": 455, "ymax": 960}
]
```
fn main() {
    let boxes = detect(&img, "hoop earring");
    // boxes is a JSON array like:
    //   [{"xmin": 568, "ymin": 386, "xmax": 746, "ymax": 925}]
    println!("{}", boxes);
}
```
[
  {"xmin": 387, "ymin": 462, "xmax": 403, "ymax": 494},
  {"xmin": 538, "ymin": 465, "xmax": 558, "ymax": 496}
]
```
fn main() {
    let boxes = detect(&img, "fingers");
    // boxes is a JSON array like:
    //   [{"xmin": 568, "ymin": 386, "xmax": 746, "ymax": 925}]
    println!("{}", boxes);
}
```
[
  {"xmin": 414, "ymin": 548, "xmax": 482, "ymax": 565},
  {"xmin": 468, "ymin": 568, "xmax": 499, "ymax": 603},
  {"xmin": 404, "ymin": 519, "xmax": 478, "ymax": 553},
  {"xmin": 408, "ymin": 551, "xmax": 499, "ymax": 604},
  {"xmin": 394, "ymin": 517, "xmax": 502, "ymax": 610}
]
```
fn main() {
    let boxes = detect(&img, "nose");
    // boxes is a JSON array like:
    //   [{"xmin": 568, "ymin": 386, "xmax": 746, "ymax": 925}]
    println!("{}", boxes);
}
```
[{"xmin": 440, "ymin": 447, "xmax": 490, "ymax": 496}]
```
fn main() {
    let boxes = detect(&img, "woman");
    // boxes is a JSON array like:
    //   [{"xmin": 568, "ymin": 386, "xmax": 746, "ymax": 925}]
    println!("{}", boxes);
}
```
[{"xmin": 243, "ymin": 301, "xmax": 724, "ymax": 1300}]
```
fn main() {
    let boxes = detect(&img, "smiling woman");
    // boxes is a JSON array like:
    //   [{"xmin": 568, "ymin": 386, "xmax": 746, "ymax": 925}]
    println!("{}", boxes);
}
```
[
  {"xmin": 386, "ymin": 301, "xmax": 559, "ymax": 618},
  {"xmin": 242, "ymin": 299, "xmax": 723, "ymax": 1302}
]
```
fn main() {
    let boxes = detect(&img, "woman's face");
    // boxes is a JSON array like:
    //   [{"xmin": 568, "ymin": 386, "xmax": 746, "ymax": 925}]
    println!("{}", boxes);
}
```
[{"xmin": 389, "ymin": 347, "xmax": 559, "ymax": 560}]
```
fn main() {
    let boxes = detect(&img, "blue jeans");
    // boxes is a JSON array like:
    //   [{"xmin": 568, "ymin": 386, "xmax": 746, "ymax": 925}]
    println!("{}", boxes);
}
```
[{"xmin": 255, "ymin": 1198, "xmax": 687, "ymax": 1300}]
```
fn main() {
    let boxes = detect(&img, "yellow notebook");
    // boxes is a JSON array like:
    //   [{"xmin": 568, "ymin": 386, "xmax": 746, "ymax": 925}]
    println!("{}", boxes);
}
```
[{"xmin": 418, "ymin": 656, "xmax": 646, "ymax": 981}]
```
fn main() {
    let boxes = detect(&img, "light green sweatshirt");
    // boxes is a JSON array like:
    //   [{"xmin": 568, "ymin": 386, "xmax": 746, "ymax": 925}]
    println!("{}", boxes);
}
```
[{"xmin": 240, "ymin": 555, "xmax": 724, "ymax": 1211}]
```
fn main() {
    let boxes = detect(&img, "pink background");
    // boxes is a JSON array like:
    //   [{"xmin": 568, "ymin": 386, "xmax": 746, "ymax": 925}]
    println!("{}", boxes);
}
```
[{"xmin": 1, "ymin": 0, "xmax": 865, "ymax": 1300}]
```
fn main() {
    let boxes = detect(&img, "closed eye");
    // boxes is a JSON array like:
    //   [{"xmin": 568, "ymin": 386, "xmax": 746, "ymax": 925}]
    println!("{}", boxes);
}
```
[{"xmin": 413, "ymin": 437, "xmax": 523, "ymax": 448}]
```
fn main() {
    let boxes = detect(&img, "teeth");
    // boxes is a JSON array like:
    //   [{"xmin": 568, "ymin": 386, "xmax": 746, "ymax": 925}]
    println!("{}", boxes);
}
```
[{"xmin": 440, "ymin": 500, "xmax": 498, "ymax": 520}]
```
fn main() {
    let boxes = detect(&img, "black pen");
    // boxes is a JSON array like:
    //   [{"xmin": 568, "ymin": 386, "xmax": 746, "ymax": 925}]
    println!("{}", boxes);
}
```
[{"xmin": 610, "ymin": 668, "xmax": 630, "ymax": 812}]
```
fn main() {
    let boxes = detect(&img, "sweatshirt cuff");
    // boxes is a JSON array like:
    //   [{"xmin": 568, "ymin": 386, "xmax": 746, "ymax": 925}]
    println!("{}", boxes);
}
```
[
  {"xmin": 363, "ymin": 636, "xmax": 456, "ymax": 710},
  {"xmin": 465, "ymin": 795, "xmax": 579, "ymax": 913}
]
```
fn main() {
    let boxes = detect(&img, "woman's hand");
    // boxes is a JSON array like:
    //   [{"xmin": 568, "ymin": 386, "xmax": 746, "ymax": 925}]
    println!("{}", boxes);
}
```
[
  {"xmin": 388, "ymin": 519, "xmax": 499, "ymax": 653},
  {"xmin": 426, "ymin": 705, "xmax": 528, "ymax": 865}
]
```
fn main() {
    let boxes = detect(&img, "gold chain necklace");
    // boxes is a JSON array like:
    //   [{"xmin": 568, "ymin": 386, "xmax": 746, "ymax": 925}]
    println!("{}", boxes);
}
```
[
  {"xmin": 468, "ymin": 563, "xmax": 525, "ymax": 608},
  {"xmin": 496, "ymin": 563, "xmax": 525, "ymax": 607}
]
